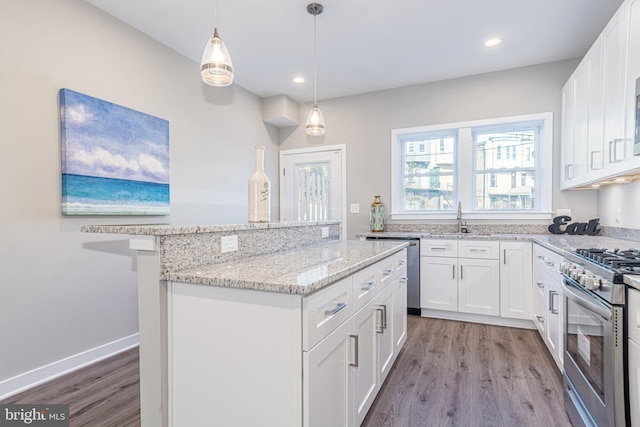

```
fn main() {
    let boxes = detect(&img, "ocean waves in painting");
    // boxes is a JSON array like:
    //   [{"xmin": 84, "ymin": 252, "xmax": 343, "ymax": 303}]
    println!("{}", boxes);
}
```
[{"xmin": 62, "ymin": 174, "xmax": 170, "ymax": 215}]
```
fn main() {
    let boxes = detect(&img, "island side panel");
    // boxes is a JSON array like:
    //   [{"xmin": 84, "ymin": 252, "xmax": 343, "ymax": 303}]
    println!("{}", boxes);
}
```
[
  {"xmin": 136, "ymin": 246, "xmax": 168, "ymax": 427},
  {"xmin": 168, "ymin": 282, "xmax": 303, "ymax": 427}
]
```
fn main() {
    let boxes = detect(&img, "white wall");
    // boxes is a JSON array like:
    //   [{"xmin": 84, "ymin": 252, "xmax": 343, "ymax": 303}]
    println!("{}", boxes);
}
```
[
  {"xmin": 280, "ymin": 59, "xmax": 598, "ymax": 238},
  {"xmin": 598, "ymin": 182, "xmax": 640, "ymax": 228},
  {"xmin": 0, "ymin": 0, "xmax": 279, "ymax": 393}
]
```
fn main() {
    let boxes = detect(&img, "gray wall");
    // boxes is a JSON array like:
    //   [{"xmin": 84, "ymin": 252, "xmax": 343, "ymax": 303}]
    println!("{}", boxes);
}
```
[
  {"xmin": 280, "ymin": 59, "xmax": 599, "ymax": 238},
  {"xmin": 0, "ymin": 0, "xmax": 278, "ymax": 390}
]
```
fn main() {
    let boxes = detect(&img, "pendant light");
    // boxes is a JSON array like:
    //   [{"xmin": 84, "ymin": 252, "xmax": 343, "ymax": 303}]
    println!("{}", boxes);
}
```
[
  {"xmin": 200, "ymin": 1, "xmax": 234, "ymax": 87},
  {"xmin": 306, "ymin": 3, "xmax": 326, "ymax": 136}
]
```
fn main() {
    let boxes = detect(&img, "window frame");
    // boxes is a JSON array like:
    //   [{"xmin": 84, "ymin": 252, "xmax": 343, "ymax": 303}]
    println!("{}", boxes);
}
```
[{"xmin": 391, "ymin": 112, "xmax": 553, "ymax": 220}]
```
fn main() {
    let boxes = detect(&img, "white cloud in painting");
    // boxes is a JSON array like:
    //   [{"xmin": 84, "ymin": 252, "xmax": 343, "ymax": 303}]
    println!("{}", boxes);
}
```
[
  {"xmin": 63, "ymin": 104, "xmax": 94, "ymax": 124},
  {"xmin": 70, "ymin": 147, "xmax": 168, "ymax": 183}
]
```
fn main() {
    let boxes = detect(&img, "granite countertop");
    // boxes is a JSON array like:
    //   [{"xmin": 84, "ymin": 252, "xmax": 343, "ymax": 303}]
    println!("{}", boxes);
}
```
[
  {"xmin": 164, "ymin": 240, "xmax": 409, "ymax": 295},
  {"xmin": 81, "ymin": 220, "xmax": 341, "ymax": 236}
]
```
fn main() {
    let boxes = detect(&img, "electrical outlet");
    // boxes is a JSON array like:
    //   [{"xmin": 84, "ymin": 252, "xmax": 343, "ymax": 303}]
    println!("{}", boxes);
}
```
[
  {"xmin": 221, "ymin": 235, "xmax": 238, "ymax": 253},
  {"xmin": 350, "ymin": 203, "xmax": 360, "ymax": 214},
  {"xmin": 321, "ymin": 227, "xmax": 329, "ymax": 238}
]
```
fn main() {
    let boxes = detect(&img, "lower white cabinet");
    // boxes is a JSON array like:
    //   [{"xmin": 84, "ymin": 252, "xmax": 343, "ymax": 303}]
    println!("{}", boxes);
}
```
[
  {"xmin": 167, "ymin": 248, "xmax": 408, "ymax": 427},
  {"xmin": 499, "ymin": 241, "xmax": 533, "ymax": 320},
  {"xmin": 458, "ymin": 258, "xmax": 500, "ymax": 316},
  {"xmin": 304, "ymin": 319, "xmax": 353, "ymax": 427},
  {"xmin": 532, "ymin": 243, "xmax": 564, "ymax": 370}
]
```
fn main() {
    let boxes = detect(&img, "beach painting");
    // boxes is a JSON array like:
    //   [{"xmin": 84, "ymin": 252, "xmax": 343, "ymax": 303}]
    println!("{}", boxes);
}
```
[{"xmin": 60, "ymin": 89, "xmax": 170, "ymax": 215}]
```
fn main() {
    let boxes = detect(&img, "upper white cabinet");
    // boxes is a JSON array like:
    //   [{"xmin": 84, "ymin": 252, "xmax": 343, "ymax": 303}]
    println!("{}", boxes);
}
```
[{"xmin": 561, "ymin": 0, "xmax": 640, "ymax": 189}]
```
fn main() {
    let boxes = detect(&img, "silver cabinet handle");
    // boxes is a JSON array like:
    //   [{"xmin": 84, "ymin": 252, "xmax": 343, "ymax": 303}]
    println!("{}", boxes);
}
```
[
  {"xmin": 357, "ymin": 281, "xmax": 376, "ymax": 291},
  {"xmin": 469, "ymin": 248, "xmax": 487, "ymax": 252},
  {"xmin": 536, "ymin": 315, "xmax": 544, "ymax": 323},
  {"xmin": 452, "ymin": 264, "xmax": 455, "ymax": 279},
  {"xmin": 324, "ymin": 302, "xmax": 347, "ymax": 316},
  {"xmin": 503, "ymin": 249, "xmax": 507, "ymax": 264},
  {"xmin": 460, "ymin": 265, "xmax": 463, "ymax": 280},
  {"xmin": 431, "ymin": 247, "xmax": 447, "ymax": 251},
  {"xmin": 349, "ymin": 334, "xmax": 359, "ymax": 367},
  {"xmin": 536, "ymin": 282, "xmax": 544, "ymax": 288},
  {"xmin": 382, "ymin": 269, "xmax": 394, "ymax": 276},
  {"xmin": 549, "ymin": 290, "xmax": 559, "ymax": 314},
  {"xmin": 376, "ymin": 305, "xmax": 388, "ymax": 333}
]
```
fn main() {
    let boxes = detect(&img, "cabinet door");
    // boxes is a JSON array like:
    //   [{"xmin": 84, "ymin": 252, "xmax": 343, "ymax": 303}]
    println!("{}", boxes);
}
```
[
  {"xmin": 458, "ymin": 258, "xmax": 499, "ymax": 316},
  {"xmin": 393, "ymin": 276, "xmax": 408, "ymax": 352},
  {"xmin": 586, "ymin": 42, "xmax": 605, "ymax": 174},
  {"xmin": 303, "ymin": 320, "xmax": 352, "ymax": 427},
  {"xmin": 351, "ymin": 305, "xmax": 378, "ymax": 427},
  {"xmin": 545, "ymin": 274, "xmax": 564, "ymax": 370},
  {"xmin": 561, "ymin": 79, "xmax": 576, "ymax": 187},
  {"xmin": 499, "ymin": 242, "xmax": 533, "ymax": 320},
  {"xmin": 374, "ymin": 285, "xmax": 395, "ymax": 383},
  {"xmin": 629, "ymin": 338, "xmax": 640, "ymax": 427},
  {"xmin": 572, "ymin": 65, "xmax": 589, "ymax": 181},
  {"xmin": 420, "ymin": 256, "xmax": 457, "ymax": 311}
]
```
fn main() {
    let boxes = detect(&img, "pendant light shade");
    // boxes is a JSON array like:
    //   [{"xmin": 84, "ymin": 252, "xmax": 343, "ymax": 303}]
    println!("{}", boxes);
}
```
[
  {"xmin": 305, "ymin": 104, "xmax": 325, "ymax": 136},
  {"xmin": 200, "ymin": 3, "xmax": 234, "ymax": 87},
  {"xmin": 306, "ymin": 3, "xmax": 325, "ymax": 136}
]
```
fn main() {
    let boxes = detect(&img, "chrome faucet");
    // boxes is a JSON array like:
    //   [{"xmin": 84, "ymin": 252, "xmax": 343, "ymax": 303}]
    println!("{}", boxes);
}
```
[{"xmin": 457, "ymin": 202, "xmax": 468, "ymax": 233}]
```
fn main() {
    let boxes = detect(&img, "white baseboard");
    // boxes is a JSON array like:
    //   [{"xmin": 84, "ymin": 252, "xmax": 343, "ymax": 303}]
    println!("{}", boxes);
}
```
[
  {"xmin": 0, "ymin": 333, "xmax": 139, "ymax": 401},
  {"xmin": 420, "ymin": 309, "xmax": 536, "ymax": 330}
]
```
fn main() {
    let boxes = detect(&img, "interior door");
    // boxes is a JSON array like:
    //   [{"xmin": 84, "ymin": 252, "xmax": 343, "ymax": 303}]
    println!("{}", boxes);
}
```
[{"xmin": 280, "ymin": 145, "xmax": 345, "ymax": 235}]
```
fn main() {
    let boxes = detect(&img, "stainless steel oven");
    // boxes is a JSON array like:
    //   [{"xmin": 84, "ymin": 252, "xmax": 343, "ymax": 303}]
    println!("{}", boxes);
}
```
[{"xmin": 561, "ymin": 249, "xmax": 629, "ymax": 427}]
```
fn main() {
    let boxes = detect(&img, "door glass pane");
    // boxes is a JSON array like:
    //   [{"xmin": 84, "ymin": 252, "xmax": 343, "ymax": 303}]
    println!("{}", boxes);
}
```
[{"xmin": 295, "ymin": 162, "xmax": 329, "ymax": 221}]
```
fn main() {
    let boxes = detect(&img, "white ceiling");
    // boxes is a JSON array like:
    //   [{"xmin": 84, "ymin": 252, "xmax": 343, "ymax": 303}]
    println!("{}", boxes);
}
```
[{"xmin": 85, "ymin": 0, "xmax": 624, "ymax": 103}]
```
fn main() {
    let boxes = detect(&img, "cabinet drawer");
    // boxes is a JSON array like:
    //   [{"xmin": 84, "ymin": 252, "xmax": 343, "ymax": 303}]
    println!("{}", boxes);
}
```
[
  {"xmin": 303, "ymin": 276, "xmax": 353, "ymax": 351},
  {"xmin": 534, "ymin": 244, "xmax": 563, "ymax": 274},
  {"xmin": 458, "ymin": 240, "xmax": 499, "ymax": 259},
  {"xmin": 352, "ymin": 264, "xmax": 380, "ymax": 312},
  {"xmin": 376, "ymin": 255, "xmax": 397, "ymax": 286},
  {"xmin": 395, "ymin": 249, "xmax": 408, "ymax": 274},
  {"xmin": 629, "ymin": 288, "xmax": 640, "ymax": 344},
  {"xmin": 421, "ymin": 239, "xmax": 457, "ymax": 257}
]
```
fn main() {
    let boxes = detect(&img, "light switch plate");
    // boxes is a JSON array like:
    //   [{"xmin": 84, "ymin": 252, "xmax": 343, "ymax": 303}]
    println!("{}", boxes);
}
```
[
  {"xmin": 221, "ymin": 235, "xmax": 238, "ymax": 253},
  {"xmin": 321, "ymin": 227, "xmax": 329, "ymax": 238},
  {"xmin": 350, "ymin": 203, "xmax": 360, "ymax": 214}
]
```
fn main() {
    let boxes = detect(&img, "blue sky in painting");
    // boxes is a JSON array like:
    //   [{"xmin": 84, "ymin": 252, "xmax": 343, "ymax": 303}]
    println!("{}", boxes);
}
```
[{"xmin": 60, "ymin": 88, "xmax": 169, "ymax": 184}]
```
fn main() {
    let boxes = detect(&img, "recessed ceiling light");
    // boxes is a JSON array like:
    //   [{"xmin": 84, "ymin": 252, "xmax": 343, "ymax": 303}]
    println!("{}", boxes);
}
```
[
  {"xmin": 293, "ymin": 77, "xmax": 305, "ymax": 84},
  {"xmin": 484, "ymin": 38, "xmax": 502, "ymax": 47}
]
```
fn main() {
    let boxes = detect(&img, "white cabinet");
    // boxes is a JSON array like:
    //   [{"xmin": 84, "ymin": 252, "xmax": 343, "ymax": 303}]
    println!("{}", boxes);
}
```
[
  {"xmin": 420, "ymin": 240, "xmax": 500, "ymax": 317},
  {"xmin": 532, "ymin": 243, "xmax": 564, "ymax": 370},
  {"xmin": 499, "ymin": 241, "xmax": 533, "ymax": 320},
  {"xmin": 629, "ymin": 288, "xmax": 640, "ymax": 427},
  {"xmin": 561, "ymin": 0, "xmax": 640, "ymax": 188},
  {"xmin": 458, "ymin": 258, "xmax": 500, "ymax": 316},
  {"xmin": 420, "ymin": 255, "xmax": 457, "ymax": 311},
  {"xmin": 167, "ymin": 249, "xmax": 407, "ymax": 427},
  {"xmin": 304, "ymin": 319, "xmax": 352, "ymax": 427}
]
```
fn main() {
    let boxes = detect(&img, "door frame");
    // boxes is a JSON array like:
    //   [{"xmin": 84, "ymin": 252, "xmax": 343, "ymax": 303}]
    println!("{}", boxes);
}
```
[{"xmin": 279, "ymin": 144, "xmax": 347, "ymax": 239}]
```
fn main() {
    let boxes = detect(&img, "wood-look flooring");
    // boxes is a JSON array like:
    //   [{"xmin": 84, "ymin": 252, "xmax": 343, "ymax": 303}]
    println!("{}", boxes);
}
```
[{"xmin": 2, "ymin": 317, "xmax": 571, "ymax": 427}]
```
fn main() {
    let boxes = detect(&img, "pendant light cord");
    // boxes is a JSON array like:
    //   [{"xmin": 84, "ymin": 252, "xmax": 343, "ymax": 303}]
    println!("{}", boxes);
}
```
[
  {"xmin": 214, "ymin": 0, "xmax": 218, "ymax": 30},
  {"xmin": 313, "ymin": 13, "xmax": 318, "ymax": 107}
]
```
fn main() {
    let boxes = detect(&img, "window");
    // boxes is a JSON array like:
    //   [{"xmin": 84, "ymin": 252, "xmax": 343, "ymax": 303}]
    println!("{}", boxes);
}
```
[{"xmin": 391, "ymin": 112, "xmax": 552, "ymax": 219}]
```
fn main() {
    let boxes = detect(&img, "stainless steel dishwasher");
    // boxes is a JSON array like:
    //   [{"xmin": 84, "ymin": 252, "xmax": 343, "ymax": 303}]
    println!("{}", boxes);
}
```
[{"xmin": 365, "ymin": 236, "xmax": 420, "ymax": 315}]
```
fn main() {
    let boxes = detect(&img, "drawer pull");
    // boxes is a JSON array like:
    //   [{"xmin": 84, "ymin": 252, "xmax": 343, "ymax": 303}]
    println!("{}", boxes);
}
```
[
  {"xmin": 397, "ymin": 260, "xmax": 406, "ymax": 266},
  {"xmin": 469, "ymin": 248, "xmax": 487, "ymax": 252},
  {"xmin": 382, "ymin": 269, "xmax": 394, "ymax": 276},
  {"xmin": 536, "ymin": 315, "xmax": 544, "ymax": 323},
  {"xmin": 536, "ymin": 282, "xmax": 544, "ymax": 288},
  {"xmin": 357, "ymin": 281, "xmax": 376, "ymax": 291},
  {"xmin": 324, "ymin": 302, "xmax": 347, "ymax": 316},
  {"xmin": 430, "ymin": 247, "xmax": 448, "ymax": 251},
  {"xmin": 349, "ymin": 335, "xmax": 359, "ymax": 367}
]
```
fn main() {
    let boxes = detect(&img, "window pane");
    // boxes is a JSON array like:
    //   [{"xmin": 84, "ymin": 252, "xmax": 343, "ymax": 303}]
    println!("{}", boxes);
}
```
[
  {"xmin": 404, "ymin": 175, "xmax": 454, "ymax": 211},
  {"xmin": 475, "ymin": 130, "xmax": 535, "ymax": 170},
  {"xmin": 475, "ymin": 171, "xmax": 535, "ymax": 209},
  {"xmin": 404, "ymin": 137, "xmax": 455, "ymax": 175}
]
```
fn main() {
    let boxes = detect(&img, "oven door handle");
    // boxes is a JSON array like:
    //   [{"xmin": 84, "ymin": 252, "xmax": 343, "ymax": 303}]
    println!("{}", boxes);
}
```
[{"xmin": 562, "ymin": 279, "xmax": 612, "ymax": 320}]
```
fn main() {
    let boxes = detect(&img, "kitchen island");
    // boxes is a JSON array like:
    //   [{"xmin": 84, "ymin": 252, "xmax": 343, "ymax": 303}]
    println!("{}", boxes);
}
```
[{"xmin": 82, "ymin": 222, "xmax": 408, "ymax": 427}]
